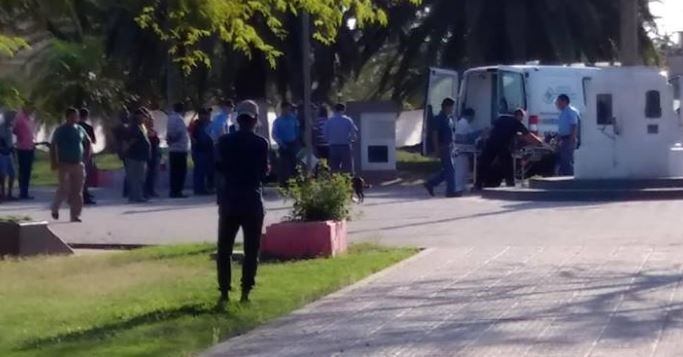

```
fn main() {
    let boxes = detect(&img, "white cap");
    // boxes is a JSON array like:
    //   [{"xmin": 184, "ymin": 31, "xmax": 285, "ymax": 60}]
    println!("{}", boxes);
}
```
[{"xmin": 235, "ymin": 100, "xmax": 259, "ymax": 119}]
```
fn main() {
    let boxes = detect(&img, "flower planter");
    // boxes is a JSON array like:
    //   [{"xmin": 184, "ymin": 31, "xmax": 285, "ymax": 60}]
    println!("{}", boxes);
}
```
[
  {"xmin": 0, "ymin": 221, "xmax": 74, "ymax": 257},
  {"xmin": 261, "ymin": 220, "xmax": 347, "ymax": 260}
]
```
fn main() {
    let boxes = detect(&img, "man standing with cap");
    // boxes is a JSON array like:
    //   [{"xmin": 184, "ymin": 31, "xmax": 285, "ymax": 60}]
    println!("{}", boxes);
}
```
[{"xmin": 215, "ymin": 100, "xmax": 269, "ymax": 304}]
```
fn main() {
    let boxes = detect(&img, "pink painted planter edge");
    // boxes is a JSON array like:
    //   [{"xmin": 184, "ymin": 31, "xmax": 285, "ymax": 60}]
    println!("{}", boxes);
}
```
[{"xmin": 261, "ymin": 220, "xmax": 348, "ymax": 260}]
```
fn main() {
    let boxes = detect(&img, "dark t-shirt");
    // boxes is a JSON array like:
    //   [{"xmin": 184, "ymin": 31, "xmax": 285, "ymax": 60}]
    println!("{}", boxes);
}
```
[
  {"xmin": 486, "ymin": 115, "xmax": 530, "ymax": 152},
  {"xmin": 432, "ymin": 112, "xmax": 453, "ymax": 148},
  {"xmin": 78, "ymin": 121, "xmax": 96, "ymax": 143},
  {"xmin": 216, "ymin": 130, "xmax": 269, "ymax": 216},
  {"xmin": 126, "ymin": 124, "xmax": 151, "ymax": 162},
  {"xmin": 192, "ymin": 120, "xmax": 213, "ymax": 153}
]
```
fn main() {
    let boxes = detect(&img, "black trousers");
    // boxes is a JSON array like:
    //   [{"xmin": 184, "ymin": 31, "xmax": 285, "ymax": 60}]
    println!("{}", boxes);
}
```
[
  {"xmin": 145, "ymin": 155, "xmax": 160, "ymax": 196},
  {"xmin": 16, "ymin": 149, "xmax": 34, "ymax": 198},
  {"xmin": 476, "ymin": 147, "xmax": 514, "ymax": 189},
  {"xmin": 168, "ymin": 151, "xmax": 187, "ymax": 196},
  {"xmin": 217, "ymin": 213, "xmax": 264, "ymax": 294},
  {"xmin": 278, "ymin": 144, "xmax": 299, "ymax": 186}
]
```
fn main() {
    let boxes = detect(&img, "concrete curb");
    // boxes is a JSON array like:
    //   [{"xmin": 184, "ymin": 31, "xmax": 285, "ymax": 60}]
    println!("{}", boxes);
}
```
[{"xmin": 481, "ymin": 187, "xmax": 683, "ymax": 201}]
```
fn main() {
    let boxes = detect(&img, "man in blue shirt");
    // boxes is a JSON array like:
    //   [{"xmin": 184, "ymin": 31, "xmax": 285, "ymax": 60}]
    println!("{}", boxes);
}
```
[
  {"xmin": 324, "ymin": 103, "xmax": 359, "ymax": 174},
  {"xmin": 272, "ymin": 102, "xmax": 300, "ymax": 186},
  {"xmin": 424, "ymin": 97, "xmax": 458, "ymax": 197},
  {"xmin": 555, "ymin": 94, "xmax": 580, "ymax": 176},
  {"xmin": 209, "ymin": 99, "xmax": 235, "ymax": 142}
]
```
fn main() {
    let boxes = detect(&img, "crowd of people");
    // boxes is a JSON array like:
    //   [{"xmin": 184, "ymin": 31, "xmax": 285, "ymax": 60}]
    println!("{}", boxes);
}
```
[
  {"xmin": 0, "ymin": 98, "xmax": 359, "ymax": 302},
  {"xmin": 424, "ymin": 94, "xmax": 580, "ymax": 197}
]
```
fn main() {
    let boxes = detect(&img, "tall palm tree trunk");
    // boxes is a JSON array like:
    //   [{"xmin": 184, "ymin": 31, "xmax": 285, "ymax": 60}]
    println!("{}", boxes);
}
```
[{"xmin": 620, "ymin": 0, "xmax": 640, "ymax": 65}]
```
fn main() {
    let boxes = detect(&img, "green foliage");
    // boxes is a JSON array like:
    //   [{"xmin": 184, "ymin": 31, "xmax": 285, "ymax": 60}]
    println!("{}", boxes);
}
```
[
  {"xmin": 135, "ymin": 0, "xmax": 418, "ymax": 73},
  {"xmin": 280, "ymin": 164, "xmax": 354, "ymax": 222},
  {"xmin": 28, "ymin": 37, "xmax": 132, "ymax": 123},
  {"xmin": 0, "ymin": 79, "xmax": 25, "ymax": 108},
  {"xmin": 0, "ymin": 215, "xmax": 32, "ymax": 223},
  {"xmin": 0, "ymin": 242, "xmax": 415, "ymax": 356},
  {"xmin": 0, "ymin": 33, "xmax": 28, "ymax": 57}
]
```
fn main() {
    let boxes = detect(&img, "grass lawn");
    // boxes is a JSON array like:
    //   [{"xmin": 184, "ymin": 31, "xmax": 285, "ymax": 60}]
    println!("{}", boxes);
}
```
[
  {"xmin": 31, "ymin": 151, "xmax": 123, "ymax": 187},
  {"xmin": 0, "ymin": 243, "xmax": 416, "ymax": 356},
  {"xmin": 396, "ymin": 149, "xmax": 439, "ymax": 181}
]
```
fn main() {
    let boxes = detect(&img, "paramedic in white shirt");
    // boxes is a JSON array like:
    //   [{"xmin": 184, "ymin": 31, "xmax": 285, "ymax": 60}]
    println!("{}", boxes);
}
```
[{"xmin": 453, "ymin": 108, "xmax": 477, "ymax": 195}]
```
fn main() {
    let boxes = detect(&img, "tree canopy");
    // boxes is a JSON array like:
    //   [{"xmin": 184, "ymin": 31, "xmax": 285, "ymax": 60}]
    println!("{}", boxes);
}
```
[{"xmin": 0, "ymin": 0, "xmax": 662, "ymax": 122}]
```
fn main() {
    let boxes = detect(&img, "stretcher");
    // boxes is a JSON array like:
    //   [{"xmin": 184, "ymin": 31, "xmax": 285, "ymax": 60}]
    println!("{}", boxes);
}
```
[{"xmin": 511, "ymin": 145, "xmax": 556, "ymax": 187}]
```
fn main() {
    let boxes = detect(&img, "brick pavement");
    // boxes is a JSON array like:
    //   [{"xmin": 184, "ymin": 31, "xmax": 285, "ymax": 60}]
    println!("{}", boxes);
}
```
[
  {"xmin": 6, "ymin": 185, "xmax": 683, "ymax": 355},
  {"xmin": 205, "ymin": 246, "xmax": 683, "ymax": 356}
]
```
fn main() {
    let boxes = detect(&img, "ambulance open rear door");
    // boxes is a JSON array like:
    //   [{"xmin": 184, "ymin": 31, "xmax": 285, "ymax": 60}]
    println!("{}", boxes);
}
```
[{"xmin": 423, "ymin": 67, "xmax": 459, "ymax": 155}]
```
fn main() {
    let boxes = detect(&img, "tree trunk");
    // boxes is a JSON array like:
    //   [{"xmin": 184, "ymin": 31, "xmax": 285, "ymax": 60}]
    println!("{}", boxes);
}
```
[{"xmin": 620, "ymin": 0, "xmax": 641, "ymax": 66}]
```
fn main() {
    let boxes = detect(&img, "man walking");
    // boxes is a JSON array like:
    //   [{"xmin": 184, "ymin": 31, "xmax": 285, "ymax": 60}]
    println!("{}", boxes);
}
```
[
  {"xmin": 0, "ymin": 111, "xmax": 16, "ymax": 201},
  {"xmin": 78, "ymin": 108, "xmax": 97, "ymax": 205},
  {"xmin": 13, "ymin": 104, "xmax": 36, "ymax": 200},
  {"xmin": 125, "ymin": 108, "xmax": 151, "ymax": 203},
  {"xmin": 555, "ymin": 94, "xmax": 580, "ymax": 176},
  {"xmin": 166, "ymin": 103, "xmax": 189, "ymax": 198},
  {"xmin": 272, "ymin": 101, "xmax": 300, "ymax": 185},
  {"xmin": 215, "ymin": 100, "xmax": 269, "ymax": 304},
  {"xmin": 424, "ymin": 97, "xmax": 458, "ymax": 197},
  {"xmin": 324, "ymin": 103, "xmax": 358, "ymax": 174},
  {"xmin": 50, "ymin": 108, "xmax": 92, "ymax": 222}
]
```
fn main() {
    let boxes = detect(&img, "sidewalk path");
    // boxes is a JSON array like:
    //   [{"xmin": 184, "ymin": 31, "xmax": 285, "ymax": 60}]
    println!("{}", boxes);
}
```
[
  {"xmin": 205, "ymin": 246, "xmax": 683, "ymax": 356},
  {"xmin": 3, "ymin": 185, "xmax": 683, "ymax": 248},
  {"xmin": 6, "ymin": 185, "xmax": 683, "ymax": 355}
]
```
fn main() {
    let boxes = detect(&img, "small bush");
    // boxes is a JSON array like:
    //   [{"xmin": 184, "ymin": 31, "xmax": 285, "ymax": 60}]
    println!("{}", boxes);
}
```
[
  {"xmin": 280, "ymin": 164, "xmax": 354, "ymax": 222},
  {"xmin": 0, "ymin": 216, "xmax": 32, "ymax": 223}
]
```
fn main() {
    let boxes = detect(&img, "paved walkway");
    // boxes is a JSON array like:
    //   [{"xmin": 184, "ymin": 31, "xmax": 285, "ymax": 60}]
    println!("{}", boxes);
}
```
[
  {"xmin": 4, "ymin": 185, "xmax": 683, "ymax": 248},
  {"xmin": 206, "ymin": 246, "xmax": 683, "ymax": 356},
  {"xmin": 6, "ymin": 185, "xmax": 683, "ymax": 355}
]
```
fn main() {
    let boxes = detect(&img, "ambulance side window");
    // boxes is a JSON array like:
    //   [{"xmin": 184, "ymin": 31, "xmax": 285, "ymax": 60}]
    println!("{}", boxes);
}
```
[
  {"xmin": 645, "ymin": 90, "xmax": 662, "ymax": 118},
  {"xmin": 596, "ymin": 94, "xmax": 613, "ymax": 125},
  {"xmin": 499, "ymin": 71, "xmax": 525, "ymax": 115}
]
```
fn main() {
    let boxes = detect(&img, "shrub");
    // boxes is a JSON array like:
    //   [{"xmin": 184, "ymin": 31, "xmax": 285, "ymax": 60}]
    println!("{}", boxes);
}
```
[
  {"xmin": 0, "ymin": 216, "xmax": 32, "ymax": 223},
  {"xmin": 280, "ymin": 164, "xmax": 353, "ymax": 222}
]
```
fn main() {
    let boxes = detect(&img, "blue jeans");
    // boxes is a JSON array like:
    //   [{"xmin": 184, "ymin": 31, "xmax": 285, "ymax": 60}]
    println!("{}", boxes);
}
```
[
  {"xmin": 427, "ymin": 147, "xmax": 455, "ymax": 195},
  {"xmin": 557, "ymin": 139, "xmax": 575, "ymax": 176}
]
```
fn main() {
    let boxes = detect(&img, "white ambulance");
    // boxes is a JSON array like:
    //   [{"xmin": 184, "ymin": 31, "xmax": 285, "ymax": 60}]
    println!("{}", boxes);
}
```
[{"xmin": 423, "ymin": 64, "xmax": 599, "ymax": 152}]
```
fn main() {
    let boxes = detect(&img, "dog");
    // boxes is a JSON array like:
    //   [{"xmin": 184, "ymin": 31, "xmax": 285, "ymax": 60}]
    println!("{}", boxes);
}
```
[{"xmin": 352, "ymin": 176, "xmax": 368, "ymax": 203}]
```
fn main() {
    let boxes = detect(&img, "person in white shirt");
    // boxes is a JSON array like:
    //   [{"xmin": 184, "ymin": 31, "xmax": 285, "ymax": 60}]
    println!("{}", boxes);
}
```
[
  {"xmin": 453, "ymin": 108, "xmax": 477, "ymax": 195},
  {"xmin": 166, "ymin": 102, "xmax": 190, "ymax": 198}
]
